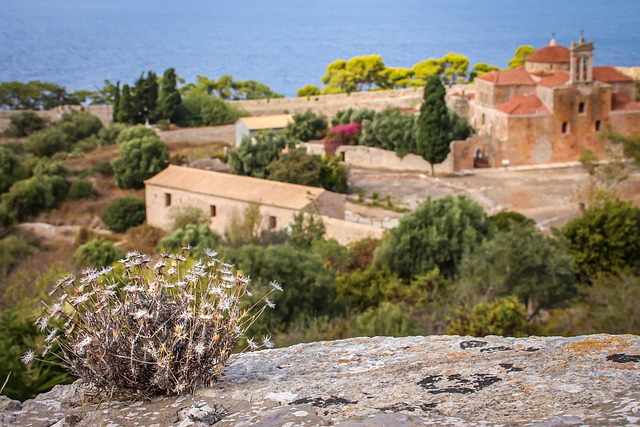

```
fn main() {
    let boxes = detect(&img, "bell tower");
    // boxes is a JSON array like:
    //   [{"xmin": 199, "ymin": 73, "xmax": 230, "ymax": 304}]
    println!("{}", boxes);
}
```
[{"xmin": 570, "ymin": 35, "xmax": 594, "ymax": 84}]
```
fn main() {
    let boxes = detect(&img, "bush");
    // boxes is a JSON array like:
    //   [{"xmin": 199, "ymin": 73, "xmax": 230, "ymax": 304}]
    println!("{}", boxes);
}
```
[
  {"xmin": 446, "ymin": 296, "xmax": 532, "ymax": 337},
  {"xmin": 100, "ymin": 197, "xmax": 146, "ymax": 232},
  {"xmin": 1, "ymin": 310, "xmax": 73, "ymax": 401},
  {"xmin": 67, "ymin": 180, "xmax": 98, "ymax": 200},
  {"xmin": 159, "ymin": 223, "xmax": 221, "ymax": 255},
  {"xmin": 168, "ymin": 205, "xmax": 209, "ymax": 231},
  {"xmin": 112, "ymin": 136, "xmax": 169, "ymax": 189},
  {"xmin": 73, "ymin": 238, "xmax": 124, "ymax": 267},
  {"xmin": 0, "ymin": 234, "xmax": 36, "ymax": 275},
  {"xmin": 23, "ymin": 251, "xmax": 281, "ymax": 398},
  {"xmin": 3, "ymin": 111, "xmax": 47, "ymax": 137},
  {"xmin": 1, "ymin": 175, "xmax": 68, "ymax": 221},
  {"xmin": 24, "ymin": 127, "xmax": 70, "ymax": 157},
  {"xmin": 115, "ymin": 125, "xmax": 158, "ymax": 145},
  {"xmin": 0, "ymin": 144, "xmax": 25, "ymax": 194},
  {"xmin": 97, "ymin": 123, "xmax": 125, "ymax": 146},
  {"xmin": 175, "ymin": 93, "xmax": 244, "ymax": 127},
  {"xmin": 285, "ymin": 110, "xmax": 328, "ymax": 142},
  {"xmin": 90, "ymin": 161, "xmax": 114, "ymax": 176},
  {"xmin": 351, "ymin": 302, "xmax": 421, "ymax": 337},
  {"xmin": 57, "ymin": 110, "xmax": 103, "ymax": 142}
]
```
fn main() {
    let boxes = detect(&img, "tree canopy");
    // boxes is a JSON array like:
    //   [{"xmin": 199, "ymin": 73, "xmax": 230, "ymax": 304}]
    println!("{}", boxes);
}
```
[
  {"xmin": 374, "ymin": 195, "xmax": 491, "ymax": 280},
  {"xmin": 111, "ymin": 135, "xmax": 169, "ymax": 189},
  {"xmin": 508, "ymin": 45, "xmax": 535, "ymax": 68}
]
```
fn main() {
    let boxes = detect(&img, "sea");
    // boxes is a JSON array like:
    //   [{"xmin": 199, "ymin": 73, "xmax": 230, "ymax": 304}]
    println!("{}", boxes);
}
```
[{"xmin": 1, "ymin": 0, "xmax": 639, "ymax": 98}]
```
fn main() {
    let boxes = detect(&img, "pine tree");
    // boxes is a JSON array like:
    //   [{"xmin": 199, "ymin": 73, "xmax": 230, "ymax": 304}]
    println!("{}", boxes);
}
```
[
  {"xmin": 416, "ymin": 76, "xmax": 453, "ymax": 176},
  {"xmin": 156, "ymin": 68, "xmax": 181, "ymax": 124}
]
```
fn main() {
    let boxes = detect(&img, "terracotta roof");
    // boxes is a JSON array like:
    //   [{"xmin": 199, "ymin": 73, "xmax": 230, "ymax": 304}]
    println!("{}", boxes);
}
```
[
  {"xmin": 525, "ymin": 45, "xmax": 570, "ymax": 64},
  {"xmin": 593, "ymin": 66, "xmax": 634, "ymax": 83},
  {"xmin": 496, "ymin": 94, "xmax": 550, "ymax": 115},
  {"xmin": 611, "ymin": 91, "xmax": 640, "ymax": 111},
  {"xmin": 477, "ymin": 67, "xmax": 536, "ymax": 86},
  {"xmin": 144, "ymin": 165, "xmax": 325, "ymax": 210},
  {"xmin": 237, "ymin": 114, "xmax": 293, "ymax": 131},
  {"xmin": 539, "ymin": 71, "xmax": 571, "ymax": 87}
]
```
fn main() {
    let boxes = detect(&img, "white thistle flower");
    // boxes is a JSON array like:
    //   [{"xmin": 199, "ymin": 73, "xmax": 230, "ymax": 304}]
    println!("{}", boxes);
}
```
[
  {"xmin": 45, "ymin": 328, "xmax": 58, "ymax": 343},
  {"xmin": 265, "ymin": 298, "xmax": 276, "ymax": 309},
  {"xmin": 21, "ymin": 349, "xmax": 35, "ymax": 364},
  {"xmin": 72, "ymin": 293, "xmax": 90, "ymax": 304},
  {"xmin": 203, "ymin": 248, "xmax": 218, "ymax": 258},
  {"xmin": 262, "ymin": 335, "xmax": 274, "ymax": 349},
  {"xmin": 194, "ymin": 342, "xmax": 206, "ymax": 356},
  {"xmin": 209, "ymin": 286, "xmax": 223, "ymax": 296},
  {"xmin": 167, "ymin": 266, "xmax": 176, "ymax": 275},
  {"xmin": 123, "ymin": 285, "xmax": 142, "ymax": 292},
  {"xmin": 74, "ymin": 336, "xmax": 92, "ymax": 352},
  {"xmin": 36, "ymin": 317, "xmax": 49, "ymax": 332},
  {"xmin": 247, "ymin": 338, "xmax": 258, "ymax": 350},
  {"xmin": 134, "ymin": 309, "xmax": 151, "ymax": 319},
  {"xmin": 41, "ymin": 345, "xmax": 52, "ymax": 357},
  {"xmin": 269, "ymin": 280, "xmax": 283, "ymax": 292}
]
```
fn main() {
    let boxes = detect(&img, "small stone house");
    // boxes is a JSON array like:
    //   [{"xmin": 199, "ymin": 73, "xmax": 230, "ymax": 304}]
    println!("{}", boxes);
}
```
[
  {"xmin": 144, "ymin": 165, "xmax": 347, "ymax": 238},
  {"xmin": 235, "ymin": 115, "xmax": 293, "ymax": 145}
]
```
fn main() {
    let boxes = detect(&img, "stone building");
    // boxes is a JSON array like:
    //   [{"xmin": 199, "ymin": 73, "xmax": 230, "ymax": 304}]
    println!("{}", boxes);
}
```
[
  {"xmin": 144, "ymin": 165, "xmax": 383, "ymax": 245},
  {"xmin": 235, "ymin": 114, "xmax": 293, "ymax": 145},
  {"xmin": 455, "ymin": 37, "xmax": 640, "ymax": 168}
]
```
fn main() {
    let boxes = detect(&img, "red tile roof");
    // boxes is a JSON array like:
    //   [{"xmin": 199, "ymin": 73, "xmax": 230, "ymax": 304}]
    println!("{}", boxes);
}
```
[
  {"xmin": 526, "ymin": 45, "xmax": 570, "ymax": 63},
  {"xmin": 477, "ymin": 66, "xmax": 536, "ymax": 86},
  {"xmin": 539, "ymin": 71, "xmax": 571, "ymax": 87},
  {"xmin": 611, "ymin": 91, "xmax": 640, "ymax": 111},
  {"xmin": 593, "ymin": 66, "xmax": 634, "ymax": 83},
  {"xmin": 496, "ymin": 94, "xmax": 550, "ymax": 115}
]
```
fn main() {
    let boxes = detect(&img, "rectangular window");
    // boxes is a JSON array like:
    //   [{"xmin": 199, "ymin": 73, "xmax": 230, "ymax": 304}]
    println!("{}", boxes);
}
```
[
  {"xmin": 165, "ymin": 193, "xmax": 171, "ymax": 207},
  {"xmin": 210, "ymin": 205, "xmax": 217, "ymax": 217},
  {"xmin": 578, "ymin": 102, "xmax": 586, "ymax": 114},
  {"xmin": 269, "ymin": 216, "xmax": 277, "ymax": 230},
  {"xmin": 595, "ymin": 120, "xmax": 601, "ymax": 131},
  {"xmin": 562, "ymin": 122, "xmax": 569, "ymax": 134}
]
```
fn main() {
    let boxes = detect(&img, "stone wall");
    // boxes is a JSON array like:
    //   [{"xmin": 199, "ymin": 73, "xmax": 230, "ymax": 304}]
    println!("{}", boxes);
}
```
[
  {"xmin": 2, "ymin": 334, "xmax": 639, "ymax": 426},
  {"xmin": 0, "ymin": 105, "xmax": 112, "ymax": 133}
]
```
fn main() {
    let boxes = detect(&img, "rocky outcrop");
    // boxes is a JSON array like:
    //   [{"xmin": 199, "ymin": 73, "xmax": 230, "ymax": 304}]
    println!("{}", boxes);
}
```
[{"xmin": 2, "ymin": 334, "xmax": 639, "ymax": 426}]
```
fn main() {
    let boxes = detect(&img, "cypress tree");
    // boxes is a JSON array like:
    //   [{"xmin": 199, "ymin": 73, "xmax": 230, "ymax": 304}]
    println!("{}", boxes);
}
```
[
  {"xmin": 416, "ymin": 76, "xmax": 453, "ymax": 176},
  {"xmin": 116, "ymin": 84, "xmax": 135, "ymax": 124},
  {"xmin": 144, "ymin": 71, "xmax": 159, "ymax": 123},
  {"xmin": 157, "ymin": 68, "xmax": 181, "ymax": 124},
  {"xmin": 112, "ymin": 82, "xmax": 120, "ymax": 123}
]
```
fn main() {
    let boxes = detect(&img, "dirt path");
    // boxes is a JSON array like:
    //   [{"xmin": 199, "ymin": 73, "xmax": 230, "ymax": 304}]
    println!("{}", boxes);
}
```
[{"xmin": 348, "ymin": 165, "xmax": 640, "ymax": 229}]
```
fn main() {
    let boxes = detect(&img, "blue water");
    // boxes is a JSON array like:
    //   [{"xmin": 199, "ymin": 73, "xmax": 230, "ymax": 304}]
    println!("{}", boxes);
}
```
[{"xmin": 1, "ymin": 0, "xmax": 639, "ymax": 97}]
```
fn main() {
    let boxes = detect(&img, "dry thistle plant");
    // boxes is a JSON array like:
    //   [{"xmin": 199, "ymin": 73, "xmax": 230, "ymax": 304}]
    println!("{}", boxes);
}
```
[{"xmin": 23, "ymin": 248, "xmax": 282, "ymax": 399}]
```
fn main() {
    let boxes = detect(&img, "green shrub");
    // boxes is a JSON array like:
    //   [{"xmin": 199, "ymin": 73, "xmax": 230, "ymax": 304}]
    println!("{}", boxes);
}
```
[
  {"xmin": 446, "ymin": 296, "xmax": 532, "ymax": 337},
  {"xmin": 167, "ymin": 205, "xmax": 209, "ymax": 231},
  {"xmin": 175, "ymin": 93, "xmax": 244, "ymax": 127},
  {"xmin": 285, "ymin": 110, "xmax": 328, "ymax": 142},
  {"xmin": 1, "ymin": 175, "xmax": 68, "ymax": 221},
  {"xmin": 112, "ymin": 136, "xmax": 169, "ymax": 189},
  {"xmin": 0, "ymin": 145, "xmax": 25, "ymax": 194},
  {"xmin": 57, "ymin": 110, "xmax": 103, "ymax": 142},
  {"xmin": 90, "ymin": 161, "xmax": 114, "ymax": 176},
  {"xmin": 23, "ymin": 251, "xmax": 280, "ymax": 398},
  {"xmin": 24, "ymin": 127, "xmax": 70, "ymax": 157},
  {"xmin": 351, "ymin": 302, "xmax": 421, "ymax": 337},
  {"xmin": 73, "ymin": 238, "xmax": 124, "ymax": 267},
  {"xmin": 159, "ymin": 223, "xmax": 221, "ymax": 255},
  {"xmin": 97, "ymin": 123, "xmax": 125, "ymax": 146},
  {"xmin": 3, "ymin": 111, "xmax": 47, "ymax": 137},
  {"xmin": 0, "ymin": 234, "xmax": 36, "ymax": 275},
  {"xmin": 100, "ymin": 196, "xmax": 146, "ymax": 232},
  {"xmin": 67, "ymin": 180, "xmax": 98, "ymax": 200},
  {"xmin": 115, "ymin": 125, "xmax": 157, "ymax": 145},
  {"xmin": 0, "ymin": 310, "xmax": 73, "ymax": 401}
]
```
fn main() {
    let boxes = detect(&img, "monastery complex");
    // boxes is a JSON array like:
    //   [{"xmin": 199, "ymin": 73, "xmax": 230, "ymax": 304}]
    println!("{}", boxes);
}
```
[{"xmin": 453, "ymin": 37, "xmax": 640, "ymax": 169}]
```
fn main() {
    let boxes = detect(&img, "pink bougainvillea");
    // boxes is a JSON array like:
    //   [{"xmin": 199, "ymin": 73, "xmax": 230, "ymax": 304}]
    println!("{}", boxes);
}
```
[{"xmin": 324, "ymin": 121, "xmax": 363, "ymax": 156}]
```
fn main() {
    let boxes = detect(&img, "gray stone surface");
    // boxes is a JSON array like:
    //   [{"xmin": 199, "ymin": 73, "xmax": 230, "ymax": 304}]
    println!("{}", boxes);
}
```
[{"xmin": 2, "ymin": 335, "xmax": 639, "ymax": 426}]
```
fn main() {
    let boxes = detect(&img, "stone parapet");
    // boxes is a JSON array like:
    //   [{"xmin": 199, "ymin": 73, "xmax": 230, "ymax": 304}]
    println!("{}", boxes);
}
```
[{"xmin": 2, "ymin": 334, "xmax": 639, "ymax": 426}]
